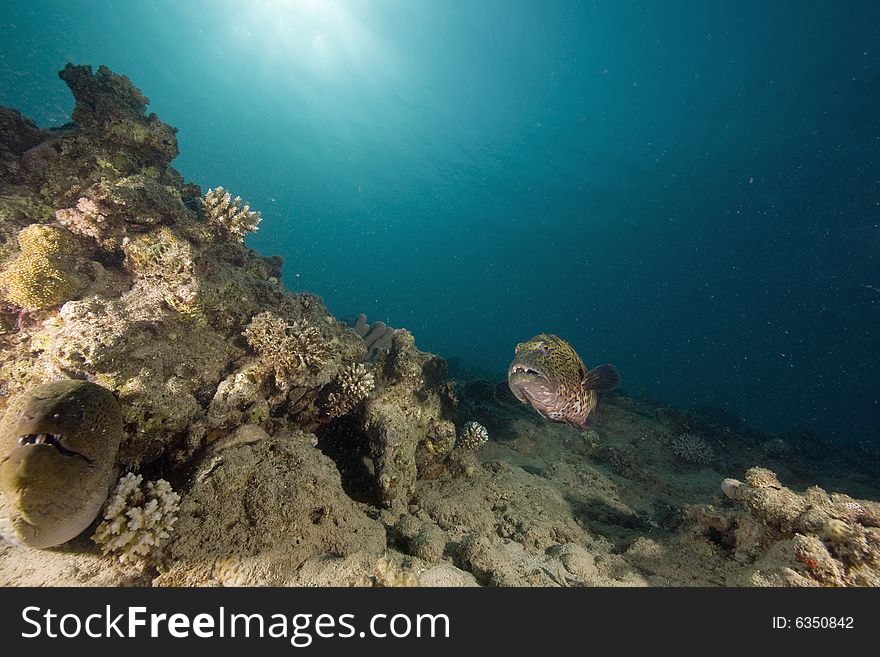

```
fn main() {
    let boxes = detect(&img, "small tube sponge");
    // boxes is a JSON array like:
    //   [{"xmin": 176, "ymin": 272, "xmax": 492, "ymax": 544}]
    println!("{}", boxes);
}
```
[
  {"xmin": 457, "ymin": 421, "xmax": 489, "ymax": 450},
  {"xmin": 203, "ymin": 187, "xmax": 262, "ymax": 242},
  {"xmin": 92, "ymin": 472, "xmax": 180, "ymax": 565},
  {"xmin": 243, "ymin": 311, "xmax": 332, "ymax": 387},
  {"xmin": 326, "ymin": 363, "xmax": 375, "ymax": 417},
  {"xmin": 0, "ymin": 224, "xmax": 79, "ymax": 309}
]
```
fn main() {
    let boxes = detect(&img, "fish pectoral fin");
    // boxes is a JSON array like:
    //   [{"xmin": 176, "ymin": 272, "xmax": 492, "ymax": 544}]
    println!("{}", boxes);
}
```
[
  {"xmin": 493, "ymin": 381, "xmax": 519, "ymax": 405},
  {"xmin": 582, "ymin": 364, "xmax": 621, "ymax": 392}
]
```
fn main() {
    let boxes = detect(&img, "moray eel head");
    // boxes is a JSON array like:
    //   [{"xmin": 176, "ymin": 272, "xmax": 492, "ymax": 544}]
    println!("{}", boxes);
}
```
[{"xmin": 0, "ymin": 380, "xmax": 122, "ymax": 548}]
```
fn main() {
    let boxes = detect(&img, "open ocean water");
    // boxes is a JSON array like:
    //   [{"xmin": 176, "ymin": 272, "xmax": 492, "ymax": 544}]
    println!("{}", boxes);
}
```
[{"xmin": 1, "ymin": 1, "xmax": 878, "ymax": 451}]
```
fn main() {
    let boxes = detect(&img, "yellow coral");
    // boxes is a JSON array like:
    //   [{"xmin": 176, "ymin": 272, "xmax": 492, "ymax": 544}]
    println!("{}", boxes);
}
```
[
  {"xmin": 16, "ymin": 223, "xmax": 73, "ymax": 255},
  {"xmin": 0, "ymin": 224, "xmax": 78, "ymax": 309}
]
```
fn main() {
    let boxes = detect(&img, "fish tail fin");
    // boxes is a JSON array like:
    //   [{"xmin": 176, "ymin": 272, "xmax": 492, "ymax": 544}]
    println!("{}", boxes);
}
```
[{"xmin": 582, "ymin": 364, "xmax": 620, "ymax": 391}]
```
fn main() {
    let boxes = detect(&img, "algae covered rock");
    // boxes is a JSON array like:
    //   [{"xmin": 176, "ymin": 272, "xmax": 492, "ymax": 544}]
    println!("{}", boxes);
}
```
[
  {"xmin": 363, "ymin": 329, "xmax": 458, "ymax": 507},
  {"xmin": 160, "ymin": 431, "xmax": 386, "ymax": 585},
  {"xmin": 692, "ymin": 467, "xmax": 880, "ymax": 586},
  {"xmin": 0, "ymin": 380, "xmax": 122, "ymax": 548}
]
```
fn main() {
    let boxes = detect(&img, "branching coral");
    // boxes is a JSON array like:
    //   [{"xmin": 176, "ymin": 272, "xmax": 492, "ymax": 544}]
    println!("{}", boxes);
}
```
[
  {"xmin": 671, "ymin": 433, "xmax": 715, "ymax": 465},
  {"xmin": 203, "ymin": 187, "xmax": 261, "ymax": 242},
  {"xmin": 0, "ymin": 224, "xmax": 80, "ymax": 309},
  {"xmin": 244, "ymin": 311, "xmax": 332, "ymax": 388},
  {"xmin": 92, "ymin": 473, "xmax": 180, "ymax": 565},
  {"xmin": 457, "ymin": 421, "xmax": 489, "ymax": 450},
  {"xmin": 326, "ymin": 363, "xmax": 375, "ymax": 417}
]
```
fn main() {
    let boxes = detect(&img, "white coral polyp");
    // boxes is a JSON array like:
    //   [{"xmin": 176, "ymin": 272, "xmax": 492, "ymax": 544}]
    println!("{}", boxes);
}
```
[
  {"xmin": 327, "ymin": 363, "xmax": 375, "ymax": 416},
  {"xmin": 458, "ymin": 421, "xmax": 489, "ymax": 450},
  {"xmin": 92, "ymin": 473, "xmax": 180, "ymax": 564},
  {"xmin": 203, "ymin": 186, "xmax": 262, "ymax": 242}
]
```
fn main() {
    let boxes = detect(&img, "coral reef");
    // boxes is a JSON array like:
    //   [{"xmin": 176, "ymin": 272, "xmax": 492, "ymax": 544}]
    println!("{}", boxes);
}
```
[
  {"xmin": 92, "ymin": 473, "xmax": 180, "ymax": 565},
  {"xmin": 0, "ymin": 224, "xmax": 82, "ymax": 309},
  {"xmin": 0, "ymin": 380, "xmax": 122, "ymax": 548},
  {"xmin": 325, "ymin": 363, "xmax": 375, "ymax": 418},
  {"xmin": 362, "ymin": 330, "xmax": 458, "ymax": 507},
  {"xmin": 353, "ymin": 313, "xmax": 395, "ymax": 360},
  {"xmin": 2, "ymin": 63, "xmax": 878, "ymax": 590},
  {"xmin": 690, "ymin": 467, "xmax": 880, "ymax": 586},
  {"xmin": 158, "ymin": 431, "xmax": 387, "ymax": 585},
  {"xmin": 203, "ymin": 186, "xmax": 262, "ymax": 242},
  {"xmin": 243, "ymin": 311, "xmax": 334, "ymax": 389},
  {"xmin": 457, "ymin": 421, "xmax": 489, "ymax": 450},
  {"xmin": 671, "ymin": 433, "xmax": 715, "ymax": 465}
]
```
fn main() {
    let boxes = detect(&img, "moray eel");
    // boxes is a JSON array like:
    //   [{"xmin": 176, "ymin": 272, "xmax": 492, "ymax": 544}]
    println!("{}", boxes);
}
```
[
  {"xmin": 506, "ymin": 334, "xmax": 620, "ymax": 428},
  {"xmin": 0, "ymin": 380, "xmax": 122, "ymax": 548}
]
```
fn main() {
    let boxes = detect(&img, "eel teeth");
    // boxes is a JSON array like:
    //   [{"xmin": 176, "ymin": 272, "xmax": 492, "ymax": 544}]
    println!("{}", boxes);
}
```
[
  {"xmin": 18, "ymin": 433, "xmax": 64, "ymax": 446},
  {"xmin": 16, "ymin": 432, "xmax": 94, "ymax": 465}
]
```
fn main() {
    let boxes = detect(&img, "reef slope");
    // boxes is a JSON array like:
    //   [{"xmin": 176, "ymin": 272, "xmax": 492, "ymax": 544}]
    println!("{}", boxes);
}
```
[{"xmin": 0, "ymin": 65, "xmax": 877, "ymax": 587}]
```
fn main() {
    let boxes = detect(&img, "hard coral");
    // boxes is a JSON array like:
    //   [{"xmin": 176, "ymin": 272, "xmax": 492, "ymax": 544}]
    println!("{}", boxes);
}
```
[
  {"xmin": 0, "ymin": 224, "xmax": 80, "ymax": 309},
  {"xmin": 244, "ymin": 311, "xmax": 332, "ymax": 388},
  {"xmin": 92, "ymin": 472, "xmax": 180, "ymax": 565},
  {"xmin": 203, "ymin": 187, "xmax": 262, "ymax": 242},
  {"xmin": 55, "ymin": 197, "xmax": 111, "ymax": 244},
  {"xmin": 671, "ymin": 433, "xmax": 715, "ymax": 465},
  {"xmin": 458, "ymin": 421, "xmax": 489, "ymax": 450},
  {"xmin": 326, "ymin": 363, "xmax": 375, "ymax": 418},
  {"xmin": 59, "ymin": 64, "xmax": 179, "ymax": 167}
]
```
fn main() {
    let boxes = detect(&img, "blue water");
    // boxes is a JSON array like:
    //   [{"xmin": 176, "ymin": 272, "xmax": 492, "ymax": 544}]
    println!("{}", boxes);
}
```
[{"xmin": 1, "ymin": 0, "xmax": 878, "ymax": 441}]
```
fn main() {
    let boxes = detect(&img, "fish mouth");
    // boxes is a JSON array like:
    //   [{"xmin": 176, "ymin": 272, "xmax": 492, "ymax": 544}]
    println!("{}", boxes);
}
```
[
  {"xmin": 15, "ymin": 433, "xmax": 94, "ymax": 464},
  {"xmin": 508, "ymin": 364, "xmax": 544, "ymax": 377}
]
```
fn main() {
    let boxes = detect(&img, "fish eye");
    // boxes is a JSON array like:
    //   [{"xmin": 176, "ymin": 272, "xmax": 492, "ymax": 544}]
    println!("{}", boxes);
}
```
[{"xmin": 536, "ymin": 342, "xmax": 550, "ymax": 354}]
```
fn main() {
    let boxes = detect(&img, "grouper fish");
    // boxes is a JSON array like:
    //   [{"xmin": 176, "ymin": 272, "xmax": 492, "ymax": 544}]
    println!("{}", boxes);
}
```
[{"xmin": 504, "ymin": 333, "xmax": 620, "ymax": 428}]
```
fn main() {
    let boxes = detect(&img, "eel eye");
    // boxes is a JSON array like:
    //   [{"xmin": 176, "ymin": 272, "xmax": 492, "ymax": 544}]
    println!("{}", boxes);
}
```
[{"xmin": 536, "ymin": 342, "xmax": 550, "ymax": 355}]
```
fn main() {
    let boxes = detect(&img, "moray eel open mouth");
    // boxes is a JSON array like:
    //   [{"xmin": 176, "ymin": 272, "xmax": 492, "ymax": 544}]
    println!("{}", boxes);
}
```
[{"xmin": 15, "ymin": 433, "xmax": 94, "ymax": 464}]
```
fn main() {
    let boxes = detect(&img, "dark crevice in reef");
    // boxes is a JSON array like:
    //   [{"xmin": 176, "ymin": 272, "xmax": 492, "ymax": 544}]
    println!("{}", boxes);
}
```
[{"xmin": 314, "ymin": 415, "xmax": 381, "ymax": 507}]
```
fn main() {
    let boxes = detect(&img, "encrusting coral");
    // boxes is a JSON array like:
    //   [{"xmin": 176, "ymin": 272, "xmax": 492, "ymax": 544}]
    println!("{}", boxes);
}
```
[
  {"xmin": 92, "ymin": 472, "xmax": 180, "ymax": 565},
  {"xmin": 203, "ymin": 186, "xmax": 262, "ymax": 242},
  {"xmin": 55, "ymin": 197, "xmax": 111, "ymax": 244}
]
